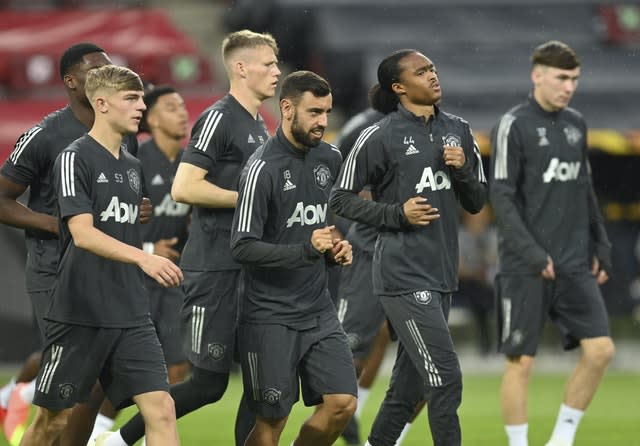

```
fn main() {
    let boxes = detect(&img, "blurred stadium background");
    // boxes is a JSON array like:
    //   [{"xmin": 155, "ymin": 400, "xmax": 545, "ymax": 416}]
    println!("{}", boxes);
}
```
[{"xmin": 0, "ymin": 0, "xmax": 638, "ymax": 399}]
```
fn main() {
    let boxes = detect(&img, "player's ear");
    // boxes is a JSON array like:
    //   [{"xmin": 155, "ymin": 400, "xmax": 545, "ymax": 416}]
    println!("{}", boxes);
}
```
[
  {"xmin": 391, "ymin": 81, "xmax": 406, "ymax": 96},
  {"xmin": 93, "ymin": 96, "xmax": 108, "ymax": 114},
  {"xmin": 63, "ymin": 74, "xmax": 76, "ymax": 91},
  {"xmin": 280, "ymin": 98, "xmax": 294, "ymax": 120},
  {"xmin": 236, "ymin": 60, "xmax": 247, "ymax": 79}
]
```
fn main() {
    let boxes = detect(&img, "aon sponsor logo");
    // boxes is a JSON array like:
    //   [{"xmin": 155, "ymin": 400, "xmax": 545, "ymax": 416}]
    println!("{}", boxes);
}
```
[
  {"xmin": 542, "ymin": 158, "xmax": 580, "ymax": 183},
  {"xmin": 100, "ymin": 196, "xmax": 139, "ymax": 224},
  {"xmin": 154, "ymin": 193, "xmax": 190, "ymax": 217},
  {"xmin": 415, "ymin": 167, "xmax": 451, "ymax": 193},
  {"xmin": 286, "ymin": 202, "xmax": 327, "ymax": 228}
]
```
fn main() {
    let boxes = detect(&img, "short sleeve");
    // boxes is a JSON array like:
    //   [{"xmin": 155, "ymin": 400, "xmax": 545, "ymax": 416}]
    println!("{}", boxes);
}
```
[
  {"xmin": 1, "ymin": 126, "xmax": 48, "ymax": 185},
  {"xmin": 54, "ymin": 150, "xmax": 93, "ymax": 219},
  {"xmin": 181, "ymin": 108, "xmax": 229, "ymax": 171}
]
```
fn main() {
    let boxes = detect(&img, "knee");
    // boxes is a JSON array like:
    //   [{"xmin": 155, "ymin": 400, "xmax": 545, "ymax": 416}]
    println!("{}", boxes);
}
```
[
  {"xmin": 141, "ymin": 392, "xmax": 177, "ymax": 429},
  {"xmin": 35, "ymin": 409, "xmax": 71, "ymax": 440},
  {"xmin": 583, "ymin": 337, "xmax": 615, "ymax": 369},
  {"xmin": 505, "ymin": 355, "xmax": 535, "ymax": 378},
  {"xmin": 326, "ymin": 394, "xmax": 357, "ymax": 425}
]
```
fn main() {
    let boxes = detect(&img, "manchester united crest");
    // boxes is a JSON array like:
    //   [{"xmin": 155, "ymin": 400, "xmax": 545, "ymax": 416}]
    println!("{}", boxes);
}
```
[
  {"xmin": 207, "ymin": 343, "xmax": 226, "ymax": 360},
  {"xmin": 442, "ymin": 133, "xmax": 462, "ymax": 147},
  {"xmin": 262, "ymin": 387, "xmax": 281, "ymax": 405},
  {"xmin": 59, "ymin": 383, "xmax": 75, "ymax": 400},
  {"xmin": 563, "ymin": 125, "xmax": 582, "ymax": 147},
  {"xmin": 313, "ymin": 164, "xmax": 331, "ymax": 189},
  {"xmin": 413, "ymin": 290, "xmax": 432, "ymax": 305},
  {"xmin": 127, "ymin": 168, "xmax": 140, "ymax": 194}
]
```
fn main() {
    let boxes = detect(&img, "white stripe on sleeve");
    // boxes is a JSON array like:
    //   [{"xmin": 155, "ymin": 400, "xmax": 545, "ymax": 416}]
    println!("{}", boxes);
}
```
[
  {"xmin": 494, "ymin": 114, "xmax": 516, "ymax": 180},
  {"xmin": 237, "ymin": 159, "xmax": 266, "ymax": 233},
  {"xmin": 194, "ymin": 110, "xmax": 223, "ymax": 152},
  {"xmin": 9, "ymin": 127, "xmax": 43, "ymax": 164},
  {"xmin": 339, "ymin": 125, "xmax": 379, "ymax": 190}
]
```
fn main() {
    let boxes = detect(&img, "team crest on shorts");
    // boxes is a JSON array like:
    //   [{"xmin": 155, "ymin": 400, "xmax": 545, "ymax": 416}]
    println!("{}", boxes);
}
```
[
  {"xmin": 127, "ymin": 168, "xmax": 140, "ymax": 194},
  {"xmin": 346, "ymin": 332, "xmax": 361, "ymax": 350},
  {"xmin": 207, "ymin": 343, "xmax": 226, "ymax": 360},
  {"xmin": 413, "ymin": 290, "xmax": 432, "ymax": 305},
  {"xmin": 59, "ymin": 383, "xmax": 75, "ymax": 400},
  {"xmin": 313, "ymin": 164, "xmax": 331, "ymax": 189},
  {"xmin": 442, "ymin": 133, "xmax": 462, "ymax": 147},
  {"xmin": 510, "ymin": 330, "xmax": 523, "ymax": 346},
  {"xmin": 262, "ymin": 388, "xmax": 281, "ymax": 405}
]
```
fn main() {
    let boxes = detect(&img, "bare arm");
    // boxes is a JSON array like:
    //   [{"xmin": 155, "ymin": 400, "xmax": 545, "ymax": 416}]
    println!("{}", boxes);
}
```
[
  {"xmin": 171, "ymin": 162, "xmax": 238, "ymax": 208},
  {"xmin": 68, "ymin": 213, "xmax": 183, "ymax": 287},
  {"xmin": 0, "ymin": 174, "xmax": 58, "ymax": 235}
]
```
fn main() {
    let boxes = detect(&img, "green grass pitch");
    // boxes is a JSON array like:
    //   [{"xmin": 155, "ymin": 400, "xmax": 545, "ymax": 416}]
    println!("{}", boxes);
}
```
[{"xmin": 1, "ymin": 371, "xmax": 637, "ymax": 445}]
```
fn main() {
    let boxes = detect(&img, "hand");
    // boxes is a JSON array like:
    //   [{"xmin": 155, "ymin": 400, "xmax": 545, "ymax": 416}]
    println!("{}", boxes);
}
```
[
  {"xmin": 591, "ymin": 257, "xmax": 609, "ymax": 285},
  {"xmin": 402, "ymin": 196, "xmax": 440, "ymax": 226},
  {"xmin": 140, "ymin": 197, "xmax": 153, "ymax": 224},
  {"xmin": 154, "ymin": 237, "xmax": 180, "ymax": 261},
  {"xmin": 311, "ymin": 225, "xmax": 335, "ymax": 253},
  {"xmin": 443, "ymin": 145, "xmax": 466, "ymax": 169},
  {"xmin": 140, "ymin": 253, "xmax": 184, "ymax": 288},
  {"xmin": 541, "ymin": 255, "xmax": 556, "ymax": 280},
  {"xmin": 330, "ymin": 239, "xmax": 352, "ymax": 265}
]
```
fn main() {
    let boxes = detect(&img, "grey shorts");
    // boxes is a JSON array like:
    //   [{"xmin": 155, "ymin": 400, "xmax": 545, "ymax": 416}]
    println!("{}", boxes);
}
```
[
  {"xmin": 147, "ymin": 278, "xmax": 187, "ymax": 366},
  {"xmin": 239, "ymin": 312, "xmax": 357, "ymax": 419},
  {"xmin": 28, "ymin": 289, "xmax": 52, "ymax": 347},
  {"xmin": 336, "ymin": 248, "xmax": 385, "ymax": 359},
  {"xmin": 181, "ymin": 270, "xmax": 240, "ymax": 372},
  {"xmin": 496, "ymin": 272, "xmax": 611, "ymax": 356},
  {"xmin": 33, "ymin": 321, "xmax": 169, "ymax": 411}
]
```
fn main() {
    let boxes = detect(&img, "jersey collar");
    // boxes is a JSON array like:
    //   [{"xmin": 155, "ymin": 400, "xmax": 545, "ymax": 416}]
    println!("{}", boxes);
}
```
[{"xmin": 397, "ymin": 103, "xmax": 439, "ymax": 125}]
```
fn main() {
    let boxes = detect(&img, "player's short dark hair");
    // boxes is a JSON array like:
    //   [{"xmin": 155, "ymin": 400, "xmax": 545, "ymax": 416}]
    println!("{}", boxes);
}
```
[
  {"xmin": 370, "ymin": 49, "xmax": 417, "ymax": 114},
  {"xmin": 279, "ymin": 70, "xmax": 331, "ymax": 104},
  {"xmin": 139, "ymin": 85, "xmax": 178, "ymax": 133},
  {"xmin": 531, "ymin": 40, "xmax": 580, "ymax": 70},
  {"xmin": 59, "ymin": 42, "xmax": 105, "ymax": 80}
]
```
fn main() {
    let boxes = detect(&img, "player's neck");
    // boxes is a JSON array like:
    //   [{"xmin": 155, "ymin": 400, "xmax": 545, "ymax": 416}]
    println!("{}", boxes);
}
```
[
  {"xmin": 70, "ymin": 101, "xmax": 96, "ymax": 130},
  {"xmin": 229, "ymin": 86, "xmax": 262, "ymax": 119},
  {"xmin": 88, "ymin": 122, "xmax": 124, "ymax": 158},
  {"xmin": 401, "ymin": 101, "xmax": 435, "ymax": 120},
  {"xmin": 152, "ymin": 131, "xmax": 182, "ymax": 162}
]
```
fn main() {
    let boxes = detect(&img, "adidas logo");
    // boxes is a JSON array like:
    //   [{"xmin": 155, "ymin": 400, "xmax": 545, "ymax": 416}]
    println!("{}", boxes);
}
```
[
  {"xmin": 97, "ymin": 172, "xmax": 109, "ymax": 183},
  {"xmin": 248, "ymin": 134, "xmax": 255, "ymax": 144},
  {"xmin": 151, "ymin": 174, "xmax": 164, "ymax": 186},
  {"xmin": 283, "ymin": 179, "xmax": 296, "ymax": 191},
  {"xmin": 405, "ymin": 144, "xmax": 420, "ymax": 155}
]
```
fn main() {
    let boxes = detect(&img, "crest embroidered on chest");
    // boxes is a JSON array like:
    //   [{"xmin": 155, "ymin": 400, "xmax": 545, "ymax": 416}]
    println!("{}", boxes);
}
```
[
  {"xmin": 313, "ymin": 164, "xmax": 331, "ymax": 189},
  {"xmin": 563, "ymin": 125, "xmax": 582, "ymax": 147},
  {"xmin": 127, "ymin": 168, "xmax": 140, "ymax": 194},
  {"xmin": 442, "ymin": 133, "xmax": 461, "ymax": 147}
]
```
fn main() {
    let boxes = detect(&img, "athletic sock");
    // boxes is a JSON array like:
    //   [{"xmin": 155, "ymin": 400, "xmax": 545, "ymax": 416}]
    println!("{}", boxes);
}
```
[
  {"xmin": 393, "ymin": 422, "xmax": 411, "ymax": 445},
  {"xmin": 88, "ymin": 413, "xmax": 116, "ymax": 443},
  {"xmin": 100, "ymin": 430, "xmax": 128, "ymax": 446},
  {"xmin": 18, "ymin": 380, "xmax": 35, "ymax": 404},
  {"xmin": 548, "ymin": 404, "xmax": 584, "ymax": 445},
  {"xmin": 505, "ymin": 423, "xmax": 528, "ymax": 446},
  {"xmin": 0, "ymin": 377, "xmax": 17, "ymax": 408},
  {"xmin": 355, "ymin": 386, "xmax": 370, "ymax": 418}
]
